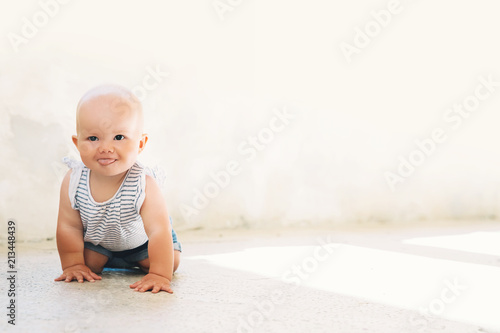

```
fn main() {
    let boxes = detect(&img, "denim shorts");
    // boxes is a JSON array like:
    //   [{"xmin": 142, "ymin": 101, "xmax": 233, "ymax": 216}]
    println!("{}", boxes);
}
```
[{"xmin": 84, "ymin": 226, "xmax": 181, "ymax": 269}]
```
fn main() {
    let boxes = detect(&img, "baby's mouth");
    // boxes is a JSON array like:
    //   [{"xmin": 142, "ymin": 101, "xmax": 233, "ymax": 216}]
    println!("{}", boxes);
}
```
[{"xmin": 97, "ymin": 158, "xmax": 117, "ymax": 166}]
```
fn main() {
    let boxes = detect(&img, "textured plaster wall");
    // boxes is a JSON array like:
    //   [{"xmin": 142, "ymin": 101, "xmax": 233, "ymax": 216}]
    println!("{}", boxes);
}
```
[{"xmin": 1, "ymin": 1, "xmax": 500, "ymax": 240}]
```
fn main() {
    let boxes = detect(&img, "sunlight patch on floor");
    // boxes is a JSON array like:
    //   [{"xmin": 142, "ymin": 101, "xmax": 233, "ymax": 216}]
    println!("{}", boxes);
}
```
[
  {"xmin": 403, "ymin": 231, "xmax": 500, "ymax": 256},
  {"xmin": 189, "ymin": 236, "xmax": 500, "ymax": 331}
]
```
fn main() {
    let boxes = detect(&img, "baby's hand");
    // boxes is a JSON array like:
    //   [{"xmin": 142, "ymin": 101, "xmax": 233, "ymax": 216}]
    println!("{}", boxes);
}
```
[
  {"xmin": 54, "ymin": 264, "xmax": 102, "ymax": 283},
  {"xmin": 130, "ymin": 273, "xmax": 173, "ymax": 293}
]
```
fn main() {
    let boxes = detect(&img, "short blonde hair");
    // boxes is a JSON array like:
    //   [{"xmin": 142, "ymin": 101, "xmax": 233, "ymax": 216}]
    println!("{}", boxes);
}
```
[{"xmin": 76, "ymin": 84, "xmax": 143, "ymax": 133}]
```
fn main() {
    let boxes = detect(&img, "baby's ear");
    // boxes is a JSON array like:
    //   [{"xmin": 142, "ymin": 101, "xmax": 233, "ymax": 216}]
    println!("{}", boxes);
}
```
[
  {"xmin": 72, "ymin": 135, "xmax": 78, "ymax": 148},
  {"xmin": 139, "ymin": 134, "xmax": 148, "ymax": 152}
]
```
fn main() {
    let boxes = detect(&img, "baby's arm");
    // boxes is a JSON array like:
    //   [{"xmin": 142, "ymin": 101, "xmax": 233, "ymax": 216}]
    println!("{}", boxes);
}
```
[
  {"xmin": 54, "ymin": 171, "xmax": 101, "ymax": 283},
  {"xmin": 130, "ymin": 175, "xmax": 174, "ymax": 293}
]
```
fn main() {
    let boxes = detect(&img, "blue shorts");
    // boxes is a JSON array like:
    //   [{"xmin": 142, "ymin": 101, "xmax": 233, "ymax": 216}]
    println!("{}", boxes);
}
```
[{"xmin": 84, "ymin": 227, "xmax": 181, "ymax": 269}]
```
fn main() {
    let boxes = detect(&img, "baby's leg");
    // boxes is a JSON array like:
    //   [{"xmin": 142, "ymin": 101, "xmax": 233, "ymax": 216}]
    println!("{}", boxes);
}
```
[
  {"xmin": 84, "ymin": 248, "xmax": 109, "ymax": 274},
  {"xmin": 137, "ymin": 250, "xmax": 181, "ymax": 274}
]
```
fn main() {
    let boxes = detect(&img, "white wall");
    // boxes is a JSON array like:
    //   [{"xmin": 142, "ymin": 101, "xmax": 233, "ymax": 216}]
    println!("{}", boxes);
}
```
[{"xmin": 1, "ymin": 0, "xmax": 500, "ymax": 241}]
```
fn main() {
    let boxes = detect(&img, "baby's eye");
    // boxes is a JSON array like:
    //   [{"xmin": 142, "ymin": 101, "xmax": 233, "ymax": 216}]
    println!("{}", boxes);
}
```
[
  {"xmin": 88, "ymin": 136, "xmax": 98, "ymax": 142},
  {"xmin": 114, "ymin": 135, "xmax": 125, "ymax": 141}
]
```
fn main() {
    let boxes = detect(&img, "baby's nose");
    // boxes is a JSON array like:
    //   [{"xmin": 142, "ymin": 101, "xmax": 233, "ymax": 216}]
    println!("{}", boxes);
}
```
[{"xmin": 99, "ymin": 142, "xmax": 114, "ymax": 153}]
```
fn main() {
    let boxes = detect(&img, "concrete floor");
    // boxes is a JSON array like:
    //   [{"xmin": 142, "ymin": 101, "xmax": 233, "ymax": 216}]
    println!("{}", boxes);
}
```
[{"xmin": 1, "ymin": 221, "xmax": 500, "ymax": 333}]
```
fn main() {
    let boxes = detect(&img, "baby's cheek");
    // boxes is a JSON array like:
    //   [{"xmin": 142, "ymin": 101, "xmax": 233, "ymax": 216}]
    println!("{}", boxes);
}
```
[
  {"xmin": 79, "ymin": 143, "xmax": 92, "ymax": 154},
  {"xmin": 126, "ymin": 141, "xmax": 140, "ymax": 152}
]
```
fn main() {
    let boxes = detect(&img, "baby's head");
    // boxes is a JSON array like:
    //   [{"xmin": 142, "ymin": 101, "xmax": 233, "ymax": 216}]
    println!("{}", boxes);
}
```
[{"xmin": 72, "ymin": 84, "xmax": 148, "ymax": 177}]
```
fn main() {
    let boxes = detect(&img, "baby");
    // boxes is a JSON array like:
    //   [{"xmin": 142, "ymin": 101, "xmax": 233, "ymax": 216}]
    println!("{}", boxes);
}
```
[{"xmin": 55, "ymin": 84, "xmax": 181, "ymax": 293}]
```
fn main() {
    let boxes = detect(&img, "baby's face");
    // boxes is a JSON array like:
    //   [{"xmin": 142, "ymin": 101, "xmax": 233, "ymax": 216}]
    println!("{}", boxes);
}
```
[{"xmin": 73, "ymin": 93, "xmax": 147, "ymax": 178}]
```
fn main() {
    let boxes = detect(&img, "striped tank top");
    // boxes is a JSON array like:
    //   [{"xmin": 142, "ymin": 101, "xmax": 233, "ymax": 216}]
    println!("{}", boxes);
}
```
[{"xmin": 65, "ymin": 158, "xmax": 149, "ymax": 251}]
